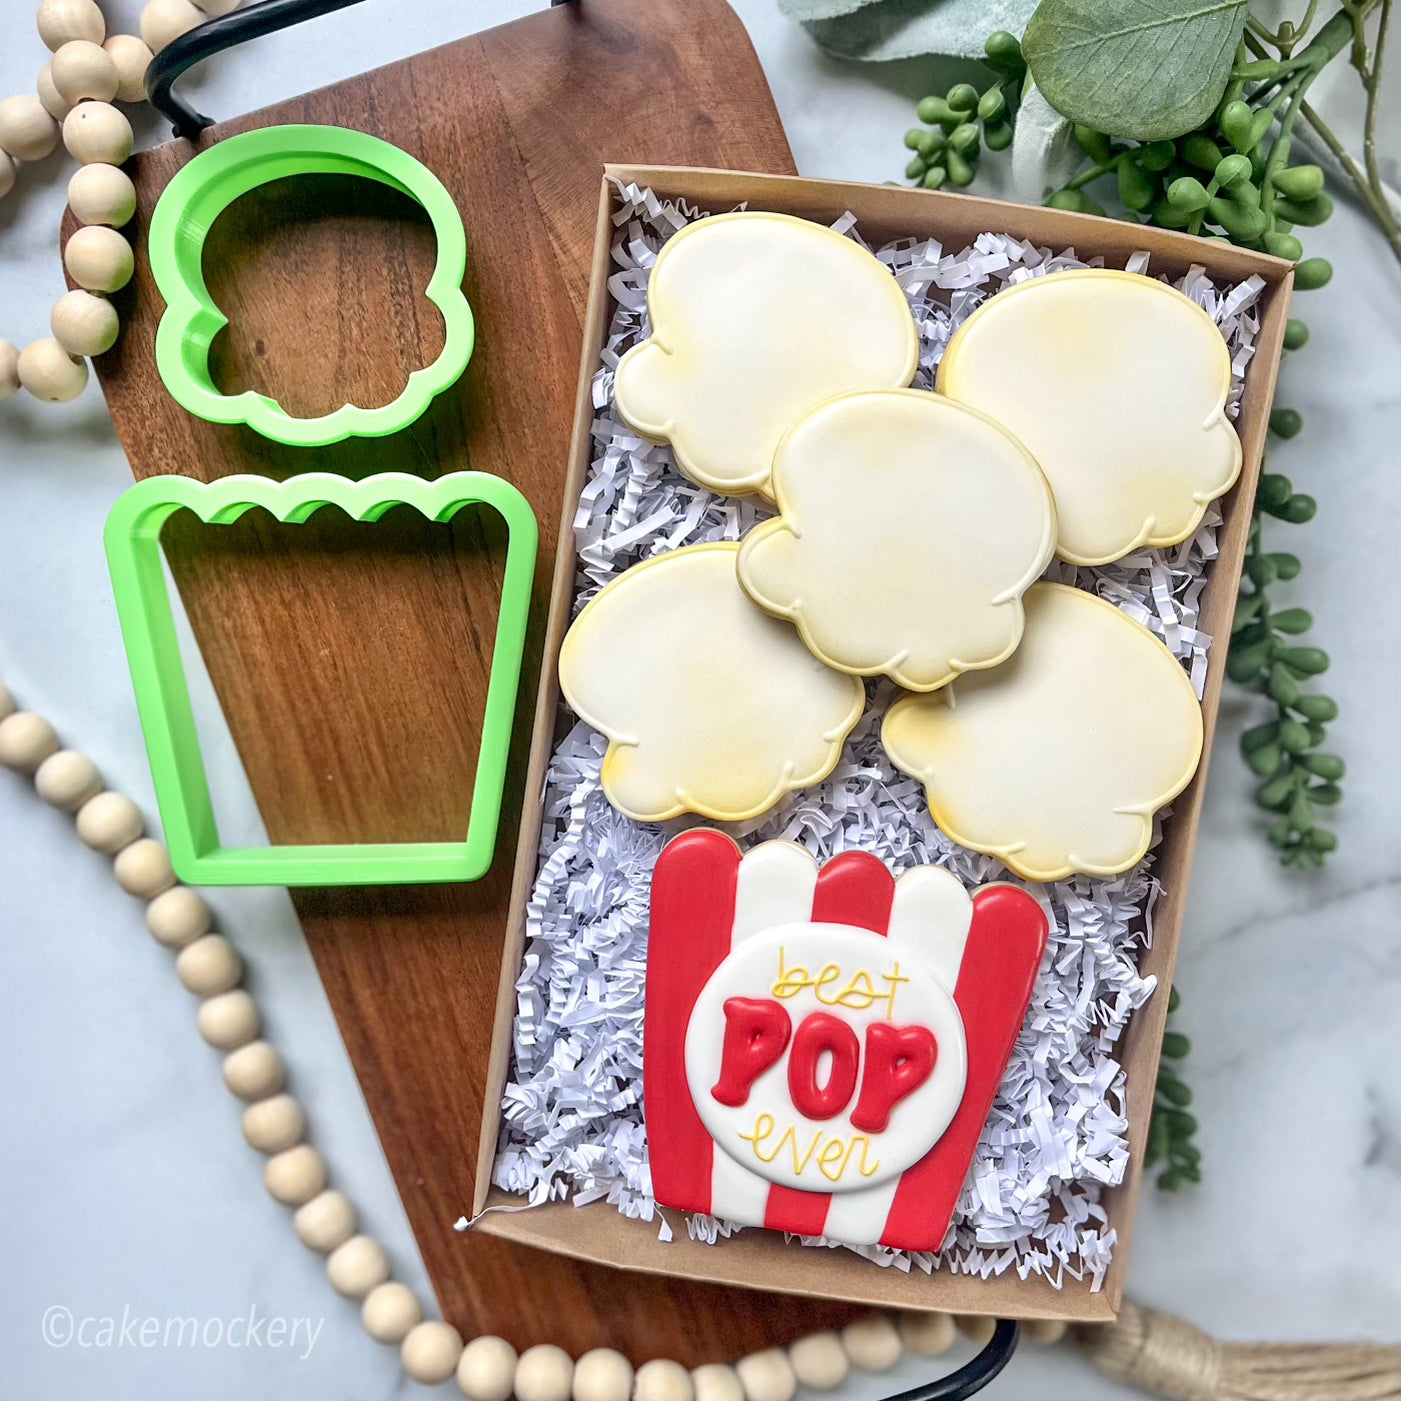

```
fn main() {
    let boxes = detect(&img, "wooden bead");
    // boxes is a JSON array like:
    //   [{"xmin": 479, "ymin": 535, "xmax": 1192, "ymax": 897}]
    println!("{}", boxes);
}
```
[
  {"xmin": 953, "ymin": 1315, "xmax": 995, "ymax": 1347},
  {"xmin": 516, "ymin": 1344, "xmax": 575, "ymax": 1401},
  {"xmin": 242, "ymin": 1093, "xmax": 304, "ymax": 1153},
  {"xmin": 75, "ymin": 791, "xmax": 143, "ymax": 850},
  {"xmin": 264, "ymin": 1144, "xmax": 326, "ymax": 1206},
  {"xmin": 67, "ymin": 161, "xmax": 135, "ymax": 226},
  {"xmin": 145, "ymin": 886, "xmax": 211, "ymax": 947},
  {"xmin": 51, "ymin": 41, "xmax": 120, "ymax": 104},
  {"xmin": 402, "ymin": 1321, "xmax": 464, "ymax": 1386},
  {"xmin": 0, "ymin": 94, "xmax": 61, "ymax": 160},
  {"xmin": 0, "ymin": 339, "xmax": 17, "ymax": 399},
  {"xmin": 457, "ymin": 1335, "xmax": 518, "ymax": 1401},
  {"xmin": 840, "ymin": 1315, "xmax": 901, "ymax": 1372},
  {"xmin": 51, "ymin": 289, "xmax": 119, "ymax": 357},
  {"xmin": 196, "ymin": 988, "xmax": 259, "ymax": 1049},
  {"xmin": 0, "ymin": 682, "xmax": 14, "ymax": 719},
  {"xmin": 634, "ymin": 1359, "xmax": 692, "ymax": 1401},
  {"xmin": 38, "ymin": 0, "xmax": 106, "ymax": 50},
  {"xmin": 113, "ymin": 837, "xmax": 176, "ymax": 897},
  {"xmin": 37, "ymin": 64, "xmax": 74, "ymax": 121},
  {"xmin": 0, "ymin": 153, "xmax": 15, "ymax": 200},
  {"xmin": 0, "ymin": 711, "xmax": 60, "ymax": 771},
  {"xmin": 690, "ymin": 1366, "xmax": 743, "ymax": 1401},
  {"xmin": 140, "ymin": 0, "xmax": 204, "ymax": 52},
  {"xmin": 222, "ymin": 1039, "xmax": 285, "ymax": 1101},
  {"xmin": 63, "ymin": 225, "xmax": 133, "ymax": 294},
  {"xmin": 896, "ymin": 1311, "xmax": 955, "ymax": 1357},
  {"xmin": 34, "ymin": 749, "xmax": 102, "ymax": 809},
  {"xmin": 574, "ymin": 1348, "xmax": 633, "ymax": 1401},
  {"xmin": 18, "ymin": 338, "xmax": 88, "ymax": 402},
  {"xmin": 787, "ymin": 1333, "xmax": 849, "ymax": 1391},
  {"xmin": 735, "ymin": 1350, "xmax": 795, "ymax": 1401},
  {"xmin": 176, "ymin": 933, "xmax": 242, "ymax": 996},
  {"xmin": 62, "ymin": 100, "xmax": 132, "ymax": 165},
  {"xmin": 361, "ymin": 1280, "xmax": 421, "ymax": 1344},
  {"xmin": 193, "ymin": 0, "xmax": 245, "ymax": 14},
  {"xmin": 103, "ymin": 35, "xmax": 154, "ymax": 104},
  {"xmin": 326, "ymin": 1234, "xmax": 390, "ymax": 1299},
  {"xmin": 295, "ymin": 1189, "xmax": 356, "ymax": 1253},
  {"xmin": 1021, "ymin": 1318, "xmax": 1067, "ymax": 1345}
]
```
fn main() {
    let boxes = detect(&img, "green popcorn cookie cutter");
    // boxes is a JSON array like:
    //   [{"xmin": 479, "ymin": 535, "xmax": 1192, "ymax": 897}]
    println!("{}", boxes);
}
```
[
  {"xmin": 148, "ymin": 124, "xmax": 474, "ymax": 447},
  {"xmin": 104, "ymin": 471, "xmax": 538, "ymax": 887}
]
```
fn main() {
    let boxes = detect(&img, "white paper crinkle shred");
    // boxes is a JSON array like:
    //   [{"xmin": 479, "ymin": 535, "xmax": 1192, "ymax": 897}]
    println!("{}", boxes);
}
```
[{"xmin": 491, "ymin": 185, "xmax": 1262, "ymax": 1290}]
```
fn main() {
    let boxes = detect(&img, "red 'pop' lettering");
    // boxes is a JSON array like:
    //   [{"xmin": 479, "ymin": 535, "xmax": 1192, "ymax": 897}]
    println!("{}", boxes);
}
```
[
  {"xmin": 787, "ymin": 1012, "xmax": 861, "ymax": 1120},
  {"xmin": 849, "ymin": 1022, "xmax": 938, "ymax": 1133},
  {"xmin": 710, "ymin": 997, "xmax": 791, "ymax": 1107}
]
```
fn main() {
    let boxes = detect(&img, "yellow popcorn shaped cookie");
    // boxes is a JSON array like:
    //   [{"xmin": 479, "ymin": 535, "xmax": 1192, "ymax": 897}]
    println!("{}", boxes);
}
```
[
  {"xmin": 558, "ymin": 543, "xmax": 864, "ymax": 823},
  {"xmin": 882, "ymin": 582, "xmax": 1204, "ymax": 880},
  {"xmin": 937, "ymin": 268, "xmax": 1242, "ymax": 567},
  {"xmin": 614, "ymin": 212, "xmax": 919, "ymax": 499},
  {"xmin": 737, "ymin": 389, "xmax": 1056, "ymax": 691}
]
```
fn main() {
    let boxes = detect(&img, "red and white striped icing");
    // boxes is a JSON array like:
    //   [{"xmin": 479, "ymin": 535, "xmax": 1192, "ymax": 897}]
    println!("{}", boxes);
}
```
[{"xmin": 645, "ymin": 829, "xmax": 1048, "ymax": 1252}]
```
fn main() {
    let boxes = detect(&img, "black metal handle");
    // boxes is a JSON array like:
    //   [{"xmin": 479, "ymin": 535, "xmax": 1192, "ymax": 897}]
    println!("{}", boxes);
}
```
[
  {"xmin": 146, "ymin": 0, "xmax": 371, "ymax": 141},
  {"xmin": 879, "ymin": 1320, "xmax": 1020, "ymax": 1401}
]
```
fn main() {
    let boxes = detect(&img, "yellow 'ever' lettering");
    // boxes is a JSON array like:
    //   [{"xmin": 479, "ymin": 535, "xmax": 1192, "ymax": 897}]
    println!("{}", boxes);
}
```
[{"xmin": 738, "ymin": 1113, "xmax": 881, "ymax": 1182}]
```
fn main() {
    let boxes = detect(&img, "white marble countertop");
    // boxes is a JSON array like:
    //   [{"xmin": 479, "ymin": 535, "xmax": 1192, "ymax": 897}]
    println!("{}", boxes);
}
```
[{"xmin": 1, "ymin": 3, "xmax": 1398, "ymax": 1397}]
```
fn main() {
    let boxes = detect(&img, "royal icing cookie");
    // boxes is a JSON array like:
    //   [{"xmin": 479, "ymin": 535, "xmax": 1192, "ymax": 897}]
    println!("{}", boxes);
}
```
[
  {"xmin": 737, "ymin": 389, "xmax": 1057, "ymax": 692},
  {"xmin": 645, "ymin": 830, "xmax": 1047, "ymax": 1251},
  {"xmin": 558, "ymin": 543, "xmax": 864, "ymax": 823},
  {"xmin": 614, "ymin": 212, "xmax": 919, "ymax": 499},
  {"xmin": 936, "ymin": 268, "xmax": 1242, "ymax": 567},
  {"xmin": 882, "ymin": 582, "xmax": 1204, "ymax": 881}
]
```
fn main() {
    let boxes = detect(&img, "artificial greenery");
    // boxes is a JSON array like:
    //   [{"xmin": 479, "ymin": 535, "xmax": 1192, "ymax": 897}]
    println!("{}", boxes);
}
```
[
  {"xmin": 896, "ymin": 5, "xmax": 1391, "ymax": 867},
  {"xmin": 1146, "ymin": 986, "xmax": 1202, "ymax": 1189},
  {"xmin": 1023, "ymin": 0, "xmax": 1250, "ymax": 141}
]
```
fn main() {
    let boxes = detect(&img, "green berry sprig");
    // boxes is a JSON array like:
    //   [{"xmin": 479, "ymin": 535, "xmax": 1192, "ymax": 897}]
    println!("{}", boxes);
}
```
[
  {"xmin": 902, "ymin": 32, "xmax": 1025, "ymax": 192},
  {"xmin": 1146, "ymin": 986, "xmax": 1201, "ymax": 1189}
]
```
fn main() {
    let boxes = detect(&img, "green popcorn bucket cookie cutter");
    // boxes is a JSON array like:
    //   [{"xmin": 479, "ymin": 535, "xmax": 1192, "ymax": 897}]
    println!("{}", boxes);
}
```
[
  {"xmin": 104, "ymin": 471, "xmax": 538, "ymax": 887},
  {"xmin": 148, "ymin": 124, "xmax": 474, "ymax": 447}
]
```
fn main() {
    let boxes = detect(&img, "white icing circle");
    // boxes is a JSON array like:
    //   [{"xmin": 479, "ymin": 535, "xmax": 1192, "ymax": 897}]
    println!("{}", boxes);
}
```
[{"xmin": 683, "ymin": 921, "xmax": 967, "ymax": 1193}]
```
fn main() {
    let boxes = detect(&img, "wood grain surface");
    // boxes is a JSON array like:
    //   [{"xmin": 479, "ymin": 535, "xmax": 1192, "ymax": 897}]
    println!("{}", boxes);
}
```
[{"xmin": 81, "ymin": 0, "xmax": 868, "ymax": 1362}]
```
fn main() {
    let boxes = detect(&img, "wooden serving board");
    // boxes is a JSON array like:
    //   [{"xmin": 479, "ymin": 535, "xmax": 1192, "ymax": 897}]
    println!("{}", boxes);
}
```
[{"xmin": 82, "ymin": 0, "xmax": 867, "ymax": 1362}]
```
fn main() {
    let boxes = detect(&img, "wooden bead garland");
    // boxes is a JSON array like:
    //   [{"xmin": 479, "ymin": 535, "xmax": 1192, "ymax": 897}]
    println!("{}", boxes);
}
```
[
  {"xmin": 954, "ymin": 1315, "xmax": 997, "ymax": 1347},
  {"xmin": 222, "ymin": 1038, "xmax": 286, "ymax": 1101},
  {"xmin": 175, "ymin": 932, "xmax": 243, "ymax": 996},
  {"xmin": 787, "ymin": 1333, "xmax": 849, "ymax": 1391},
  {"xmin": 691, "ymin": 1365, "xmax": 745, "ymax": 1401},
  {"xmin": 839, "ymin": 1315, "xmax": 903, "ymax": 1372},
  {"xmin": 362, "ymin": 1281, "xmax": 422, "ymax": 1345},
  {"xmin": 515, "ymin": 1343, "xmax": 576, "ymax": 1401},
  {"xmin": 145, "ymin": 884, "xmax": 212, "ymax": 947},
  {"xmin": 264, "ymin": 1143, "xmax": 327, "ymax": 1206},
  {"xmin": 50, "ymin": 40, "xmax": 119, "ymax": 104},
  {"xmin": 34, "ymin": 749, "xmax": 102, "ymax": 809},
  {"xmin": 326, "ymin": 1234, "xmax": 391, "ymax": 1299},
  {"xmin": 242, "ymin": 1093, "xmax": 305, "ymax": 1154},
  {"xmin": 402, "ymin": 1321, "xmax": 466, "ymax": 1386},
  {"xmin": 458, "ymin": 1335, "xmax": 519, "ymax": 1401},
  {"xmin": 66, "ymin": 163, "xmax": 135, "ymax": 228},
  {"xmin": 295, "ymin": 1189, "xmax": 357, "ymax": 1254},
  {"xmin": 734, "ymin": 1349, "xmax": 796, "ymax": 1401},
  {"xmin": 635, "ymin": 1358, "xmax": 694, "ymax": 1401},
  {"xmin": 4, "ymin": 0, "xmax": 239, "ymax": 405},
  {"xmin": 113, "ymin": 836, "xmax": 176, "ymax": 897},
  {"xmin": 2, "ymin": 683, "xmax": 1075, "ymax": 1395},
  {"xmin": 572, "ymin": 1347, "xmax": 633, "ymax": 1401}
]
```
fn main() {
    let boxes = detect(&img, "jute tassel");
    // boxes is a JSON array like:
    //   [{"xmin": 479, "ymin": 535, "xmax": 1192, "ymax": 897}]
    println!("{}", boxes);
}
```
[{"xmin": 1076, "ymin": 1303, "xmax": 1401, "ymax": 1401}]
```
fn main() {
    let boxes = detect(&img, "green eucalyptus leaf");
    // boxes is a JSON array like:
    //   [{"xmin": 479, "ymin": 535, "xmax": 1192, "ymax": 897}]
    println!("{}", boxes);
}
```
[
  {"xmin": 1022, "ymin": 0, "xmax": 1248, "ymax": 142},
  {"xmin": 801, "ymin": 0, "xmax": 1040, "ymax": 62}
]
